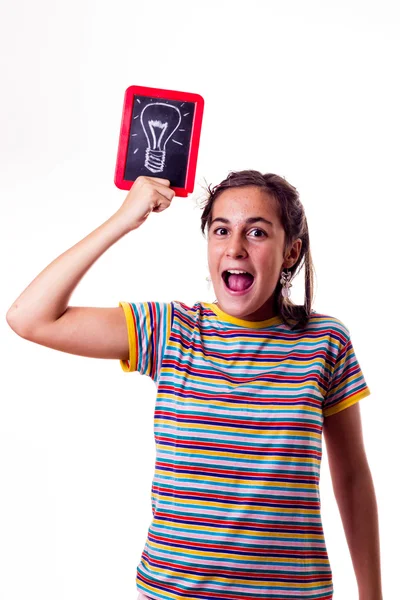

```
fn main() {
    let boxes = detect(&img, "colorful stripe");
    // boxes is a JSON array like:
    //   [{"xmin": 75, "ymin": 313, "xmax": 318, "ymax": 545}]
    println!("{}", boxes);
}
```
[
  {"xmin": 119, "ymin": 301, "xmax": 173, "ymax": 380},
  {"xmin": 119, "ymin": 300, "xmax": 371, "ymax": 600},
  {"xmin": 119, "ymin": 301, "xmax": 138, "ymax": 372}
]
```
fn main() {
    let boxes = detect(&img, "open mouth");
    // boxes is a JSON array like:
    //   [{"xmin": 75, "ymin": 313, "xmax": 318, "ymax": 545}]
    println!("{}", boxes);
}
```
[{"xmin": 222, "ymin": 271, "xmax": 255, "ymax": 294}]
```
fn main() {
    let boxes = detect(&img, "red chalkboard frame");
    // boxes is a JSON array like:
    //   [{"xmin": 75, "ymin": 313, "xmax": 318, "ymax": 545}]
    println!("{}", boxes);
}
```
[{"xmin": 114, "ymin": 85, "xmax": 204, "ymax": 197}]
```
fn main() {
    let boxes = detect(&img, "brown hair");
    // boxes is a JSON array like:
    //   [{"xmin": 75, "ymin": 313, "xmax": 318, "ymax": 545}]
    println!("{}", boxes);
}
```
[{"xmin": 199, "ymin": 169, "xmax": 316, "ymax": 330}]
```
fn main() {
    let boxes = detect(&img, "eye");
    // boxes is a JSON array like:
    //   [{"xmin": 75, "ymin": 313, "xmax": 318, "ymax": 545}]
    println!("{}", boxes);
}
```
[
  {"xmin": 213, "ymin": 228, "xmax": 267, "ymax": 237},
  {"xmin": 250, "ymin": 229, "xmax": 266, "ymax": 237}
]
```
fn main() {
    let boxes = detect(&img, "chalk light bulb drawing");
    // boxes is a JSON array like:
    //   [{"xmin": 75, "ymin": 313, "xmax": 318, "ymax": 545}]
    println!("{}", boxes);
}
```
[{"xmin": 140, "ymin": 102, "xmax": 182, "ymax": 173}]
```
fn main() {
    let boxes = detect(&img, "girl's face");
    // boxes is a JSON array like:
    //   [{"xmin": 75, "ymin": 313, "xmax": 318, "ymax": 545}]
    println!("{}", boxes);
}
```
[{"xmin": 207, "ymin": 185, "xmax": 302, "ymax": 321}]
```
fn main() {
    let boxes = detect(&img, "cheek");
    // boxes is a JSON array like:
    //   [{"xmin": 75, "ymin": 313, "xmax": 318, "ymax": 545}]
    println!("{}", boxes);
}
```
[
  {"xmin": 207, "ymin": 248, "xmax": 213, "ymax": 269},
  {"xmin": 257, "ymin": 252, "xmax": 284, "ymax": 278},
  {"xmin": 207, "ymin": 245, "xmax": 222, "ymax": 268}
]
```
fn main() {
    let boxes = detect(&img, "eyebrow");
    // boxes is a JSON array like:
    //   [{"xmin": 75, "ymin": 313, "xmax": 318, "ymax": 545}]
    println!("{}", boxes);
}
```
[{"xmin": 210, "ymin": 217, "xmax": 274, "ymax": 227}]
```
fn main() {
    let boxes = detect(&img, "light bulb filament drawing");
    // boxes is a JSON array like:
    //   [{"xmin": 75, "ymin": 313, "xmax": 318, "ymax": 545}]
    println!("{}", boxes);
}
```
[
  {"xmin": 140, "ymin": 103, "xmax": 182, "ymax": 173},
  {"xmin": 149, "ymin": 120, "xmax": 168, "ymax": 150}
]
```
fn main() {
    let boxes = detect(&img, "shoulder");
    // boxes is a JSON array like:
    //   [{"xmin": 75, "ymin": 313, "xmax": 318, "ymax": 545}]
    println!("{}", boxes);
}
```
[
  {"xmin": 307, "ymin": 310, "xmax": 351, "ymax": 344},
  {"xmin": 170, "ymin": 301, "xmax": 227, "ymax": 330},
  {"xmin": 170, "ymin": 300, "xmax": 205, "ymax": 326}
]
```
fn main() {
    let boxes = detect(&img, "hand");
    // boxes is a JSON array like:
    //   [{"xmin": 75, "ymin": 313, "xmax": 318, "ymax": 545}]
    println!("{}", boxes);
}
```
[{"xmin": 115, "ymin": 176, "xmax": 175, "ymax": 231}]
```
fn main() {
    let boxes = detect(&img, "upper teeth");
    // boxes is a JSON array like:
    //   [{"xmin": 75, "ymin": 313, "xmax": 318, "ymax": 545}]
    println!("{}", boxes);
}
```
[{"xmin": 226, "ymin": 270, "xmax": 250, "ymax": 274}]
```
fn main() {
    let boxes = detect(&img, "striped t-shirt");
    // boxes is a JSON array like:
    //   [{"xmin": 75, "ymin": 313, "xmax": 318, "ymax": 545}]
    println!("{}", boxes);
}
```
[{"xmin": 118, "ymin": 300, "xmax": 371, "ymax": 600}]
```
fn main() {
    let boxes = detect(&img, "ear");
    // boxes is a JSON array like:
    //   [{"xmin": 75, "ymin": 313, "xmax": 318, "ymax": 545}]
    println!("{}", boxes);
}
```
[{"xmin": 283, "ymin": 238, "xmax": 302, "ymax": 269}]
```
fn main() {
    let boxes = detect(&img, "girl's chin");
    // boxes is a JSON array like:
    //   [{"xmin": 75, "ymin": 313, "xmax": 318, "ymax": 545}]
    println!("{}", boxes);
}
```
[
  {"xmin": 215, "ymin": 280, "xmax": 277, "ymax": 320},
  {"xmin": 215, "ymin": 295, "xmax": 277, "ymax": 322}
]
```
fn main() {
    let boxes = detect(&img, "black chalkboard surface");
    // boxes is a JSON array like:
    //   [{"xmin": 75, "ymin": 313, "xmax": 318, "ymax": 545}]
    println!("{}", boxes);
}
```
[
  {"xmin": 115, "ymin": 86, "xmax": 204, "ymax": 197},
  {"xmin": 124, "ymin": 95, "xmax": 195, "ymax": 187}
]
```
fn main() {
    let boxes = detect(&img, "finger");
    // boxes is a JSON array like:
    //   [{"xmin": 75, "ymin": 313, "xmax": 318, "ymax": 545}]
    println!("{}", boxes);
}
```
[
  {"xmin": 152, "ymin": 189, "xmax": 173, "ymax": 210},
  {"xmin": 151, "ymin": 182, "xmax": 175, "ymax": 200},
  {"xmin": 144, "ymin": 176, "xmax": 171, "ymax": 186}
]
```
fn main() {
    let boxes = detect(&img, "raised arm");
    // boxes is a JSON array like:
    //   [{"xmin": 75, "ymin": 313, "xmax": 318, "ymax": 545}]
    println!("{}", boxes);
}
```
[{"xmin": 5, "ymin": 176, "xmax": 175, "ymax": 360}]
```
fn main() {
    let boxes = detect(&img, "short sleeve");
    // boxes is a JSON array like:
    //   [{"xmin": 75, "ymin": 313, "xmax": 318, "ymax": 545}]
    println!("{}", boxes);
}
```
[
  {"xmin": 323, "ymin": 336, "xmax": 371, "ymax": 417},
  {"xmin": 118, "ymin": 301, "xmax": 174, "ymax": 383}
]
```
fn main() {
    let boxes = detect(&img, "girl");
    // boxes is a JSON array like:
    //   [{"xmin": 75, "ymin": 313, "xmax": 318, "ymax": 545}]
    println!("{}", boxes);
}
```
[{"xmin": 6, "ymin": 171, "xmax": 382, "ymax": 600}]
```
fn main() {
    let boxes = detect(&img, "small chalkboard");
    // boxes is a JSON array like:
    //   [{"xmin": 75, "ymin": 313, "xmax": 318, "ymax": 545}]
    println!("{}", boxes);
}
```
[{"xmin": 115, "ymin": 85, "xmax": 204, "ymax": 197}]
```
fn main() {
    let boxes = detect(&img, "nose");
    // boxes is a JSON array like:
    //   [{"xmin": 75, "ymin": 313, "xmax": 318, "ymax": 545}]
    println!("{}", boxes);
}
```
[{"xmin": 225, "ymin": 231, "xmax": 248, "ymax": 259}]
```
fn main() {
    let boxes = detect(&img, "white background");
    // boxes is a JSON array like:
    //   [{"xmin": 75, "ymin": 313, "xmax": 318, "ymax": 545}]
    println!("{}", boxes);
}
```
[{"xmin": 1, "ymin": 1, "xmax": 398, "ymax": 599}]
